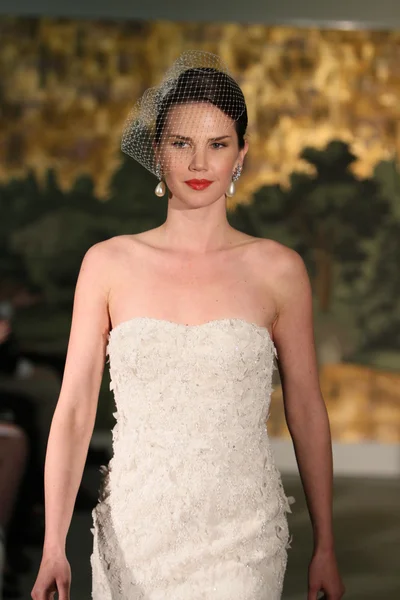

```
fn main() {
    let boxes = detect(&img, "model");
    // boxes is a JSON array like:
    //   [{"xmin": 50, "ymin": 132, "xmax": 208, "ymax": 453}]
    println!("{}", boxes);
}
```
[{"xmin": 31, "ymin": 51, "xmax": 345, "ymax": 600}]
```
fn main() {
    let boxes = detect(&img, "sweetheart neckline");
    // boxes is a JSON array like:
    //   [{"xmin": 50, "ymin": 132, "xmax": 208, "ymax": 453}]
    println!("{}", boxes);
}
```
[{"xmin": 109, "ymin": 316, "xmax": 276, "ymax": 350}]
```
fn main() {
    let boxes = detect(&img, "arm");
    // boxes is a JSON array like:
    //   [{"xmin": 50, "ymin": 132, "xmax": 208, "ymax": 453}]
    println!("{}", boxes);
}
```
[
  {"xmin": 42, "ymin": 243, "xmax": 111, "ymax": 556},
  {"xmin": 272, "ymin": 249, "xmax": 344, "ymax": 599},
  {"xmin": 272, "ymin": 250, "xmax": 333, "ymax": 550}
]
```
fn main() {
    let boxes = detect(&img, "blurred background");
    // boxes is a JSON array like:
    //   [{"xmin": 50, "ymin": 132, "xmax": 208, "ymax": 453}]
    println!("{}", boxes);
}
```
[{"xmin": 0, "ymin": 1, "xmax": 399, "ymax": 598}]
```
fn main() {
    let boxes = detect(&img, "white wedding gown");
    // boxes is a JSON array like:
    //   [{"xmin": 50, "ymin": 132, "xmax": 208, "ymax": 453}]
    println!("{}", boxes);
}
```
[{"xmin": 90, "ymin": 317, "xmax": 294, "ymax": 599}]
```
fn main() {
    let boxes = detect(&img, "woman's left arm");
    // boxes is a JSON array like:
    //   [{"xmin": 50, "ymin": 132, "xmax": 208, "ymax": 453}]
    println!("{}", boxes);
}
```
[{"xmin": 272, "ymin": 248, "xmax": 345, "ymax": 600}]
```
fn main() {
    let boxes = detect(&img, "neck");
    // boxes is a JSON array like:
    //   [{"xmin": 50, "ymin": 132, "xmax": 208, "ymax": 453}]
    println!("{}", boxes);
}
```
[{"xmin": 159, "ymin": 194, "xmax": 235, "ymax": 253}]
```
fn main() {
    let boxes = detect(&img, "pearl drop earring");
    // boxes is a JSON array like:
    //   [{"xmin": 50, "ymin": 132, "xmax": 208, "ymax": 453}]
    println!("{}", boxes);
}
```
[
  {"xmin": 226, "ymin": 180, "xmax": 236, "ymax": 198},
  {"xmin": 154, "ymin": 163, "xmax": 166, "ymax": 197},
  {"xmin": 226, "ymin": 164, "xmax": 242, "ymax": 198},
  {"xmin": 155, "ymin": 180, "xmax": 166, "ymax": 197}
]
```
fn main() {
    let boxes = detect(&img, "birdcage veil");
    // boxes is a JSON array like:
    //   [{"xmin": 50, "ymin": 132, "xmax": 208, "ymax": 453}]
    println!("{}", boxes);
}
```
[{"xmin": 120, "ymin": 50, "xmax": 247, "ymax": 179}]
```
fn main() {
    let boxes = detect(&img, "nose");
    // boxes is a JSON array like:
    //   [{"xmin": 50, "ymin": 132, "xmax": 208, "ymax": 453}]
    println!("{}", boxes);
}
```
[{"xmin": 189, "ymin": 146, "xmax": 208, "ymax": 172}]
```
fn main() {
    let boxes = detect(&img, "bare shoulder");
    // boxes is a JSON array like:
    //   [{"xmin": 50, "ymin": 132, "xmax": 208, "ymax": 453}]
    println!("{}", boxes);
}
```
[
  {"xmin": 103, "ymin": 231, "xmax": 161, "ymax": 253},
  {"xmin": 80, "ymin": 238, "xmax": 115, "ymax": 277},
  {"xmin": 81, "ymin": 234, "xmax": 143, "ymax": 272},
  {"xmin": 86, "ymin": 234, "xmax": 142, "ymax": 257},
  {"xmin": 80, "ymin": 233, "xmax": 158, "ymax": 296},
  {"xmin": 251, "ymin": 237, "xmax": 306, "ymax": 277},
  {"xmin": 248, "ymin": 238, "xmax": 309, "ymax": 309},
  {"xmin": 78, "ymin": 237, "xmax": 127, "ymax": 294}
]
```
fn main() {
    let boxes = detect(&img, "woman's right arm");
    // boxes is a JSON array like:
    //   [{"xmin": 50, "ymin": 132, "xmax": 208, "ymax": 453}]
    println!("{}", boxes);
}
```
[{"xmin": 41, "ymin": 242, "xmax": 111, "ymax": 555}]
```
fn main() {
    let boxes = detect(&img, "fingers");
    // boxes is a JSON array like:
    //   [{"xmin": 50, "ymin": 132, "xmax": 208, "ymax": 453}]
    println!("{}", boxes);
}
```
[
  {"xmin": 31, "ymin": 580, "xmax": 70, "ymax": 600},
  {"xmin": 31, "ymin": 586, "xmax": 56, "ymax": 600},
  {"xmin": 57, "ymin": 577, "xmax": 71, "ymax": 600},
  {"xmin": 308, "ymin": 587, "xmax": 327, "ymax": 600},
  {"xmin": 307, "ymin": 588, "xmax": 319, "ymax": 600},
  {"xmin": 314, "ymin": 590, "xmax": 343, "ymax": 600},
  {"xmin": 323, "ymin": 587, "xmax": 346, "ymax": 599}
]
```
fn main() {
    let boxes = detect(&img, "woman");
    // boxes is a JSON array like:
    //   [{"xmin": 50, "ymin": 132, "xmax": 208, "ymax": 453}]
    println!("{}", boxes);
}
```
[
  {"xmin": 31, "ymin": 51, "xmax": 344, "ymax": 600},
  {"xmin": 1, "ymin": 318, "xmax": 29, "ymax": 599},
  {"xmin": 0, "ymin": 421, "xmax": 29, "ymax": 599}
]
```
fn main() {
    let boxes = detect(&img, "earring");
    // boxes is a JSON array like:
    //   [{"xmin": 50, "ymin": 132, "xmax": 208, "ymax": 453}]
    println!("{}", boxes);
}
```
[
  {"xmin": 155, "ymin": 180, "xmax": 166, "ymax": 197},
  {"xmin": 232, "ymin": 164, "xmax": 243, "ymax": 182},
  {"xmin": 226, "ymin": 164, "xmax": 242, "ymax": 198},
  {"xmin": 154, "ymin": 163, "xmax": 166, "ymax": 197},
  {"xmin": 226, "ymin": 180, "xmax": 236, "ymax": 198}
]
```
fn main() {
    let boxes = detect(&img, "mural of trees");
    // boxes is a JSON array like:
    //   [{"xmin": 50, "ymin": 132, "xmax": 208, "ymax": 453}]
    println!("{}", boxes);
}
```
[
  {"xmin": 229, "ymin": 145, "xmax": 400, "ymax": 361},
  {"xmin": 1, "ymin": 141, "xmax": 399, "ymax": 362},
  {"xmin": 1, "ymin": 16, "xmax": 400, "ymax": 438},
  {"xmin": 0, "ymin": 16, "xmax": 399, "ymax": 205}
]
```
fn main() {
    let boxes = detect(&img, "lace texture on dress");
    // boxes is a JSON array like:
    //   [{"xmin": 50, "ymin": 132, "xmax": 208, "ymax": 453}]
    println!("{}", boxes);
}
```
[{"xmin": 90, "ymin": 317, "xmax": 294, "ymax": 600}]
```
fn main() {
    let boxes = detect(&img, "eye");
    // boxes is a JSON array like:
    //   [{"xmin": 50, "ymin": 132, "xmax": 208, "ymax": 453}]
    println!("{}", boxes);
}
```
[
  {"xmin": 211, "ymin": 142, "xmax": 227, "ymax": 149},
  {"xmin": 171, "ymin": 140, "xmax": 190, "ymax": 149}
]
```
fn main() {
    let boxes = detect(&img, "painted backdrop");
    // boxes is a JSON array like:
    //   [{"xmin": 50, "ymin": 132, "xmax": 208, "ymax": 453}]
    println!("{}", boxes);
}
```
[{"xmin": 1, "ymin": 16, "xmax": 400, "ymax": 442}]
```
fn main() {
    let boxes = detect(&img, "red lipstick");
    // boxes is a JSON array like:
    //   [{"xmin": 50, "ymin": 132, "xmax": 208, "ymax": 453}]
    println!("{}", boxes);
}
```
[{"xmin": 185, "ymin": 179, "xmax": 213, "ymax": 190}]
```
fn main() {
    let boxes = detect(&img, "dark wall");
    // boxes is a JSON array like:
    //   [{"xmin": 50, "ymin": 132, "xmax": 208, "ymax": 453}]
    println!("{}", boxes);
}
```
[{"xmin": 1, "ymin": 0, "xmax": 399, "ymax": 29}]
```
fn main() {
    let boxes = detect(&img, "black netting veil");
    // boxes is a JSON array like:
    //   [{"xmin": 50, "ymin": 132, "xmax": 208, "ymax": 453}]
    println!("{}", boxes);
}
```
[{"xmin": 121, "ymin": 50, "xmax": 247, "ymax": 178}]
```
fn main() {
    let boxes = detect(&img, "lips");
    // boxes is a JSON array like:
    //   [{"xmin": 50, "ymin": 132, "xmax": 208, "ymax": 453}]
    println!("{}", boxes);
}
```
[{"xmin": 185, "ymin": 179, "xmax": 213, "ymax": 190}]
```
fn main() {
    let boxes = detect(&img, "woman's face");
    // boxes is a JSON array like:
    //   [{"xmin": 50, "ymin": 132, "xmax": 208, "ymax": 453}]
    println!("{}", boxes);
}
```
[{"xmin": 156, "ymin": 102, "xmax": 248, "ymax": 204}]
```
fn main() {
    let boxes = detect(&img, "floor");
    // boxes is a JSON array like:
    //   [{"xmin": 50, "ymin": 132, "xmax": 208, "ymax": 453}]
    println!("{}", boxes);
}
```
[{"xmin": 20, "ymin": 469, "xmax": 400, "ymax": 599}]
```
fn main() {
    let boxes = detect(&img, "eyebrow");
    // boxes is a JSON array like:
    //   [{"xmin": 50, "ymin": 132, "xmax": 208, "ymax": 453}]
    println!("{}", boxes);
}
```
[{"xmin": 167, "ymin": 135, "xmax": 232, "ymax": 141}]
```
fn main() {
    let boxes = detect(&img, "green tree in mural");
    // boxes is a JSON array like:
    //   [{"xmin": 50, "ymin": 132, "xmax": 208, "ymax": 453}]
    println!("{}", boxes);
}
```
[
  {"xmin": 7, "ymin": 154, "xmax": 167, "ymax": 305},
  {"xmin": 0, "ymin": 170, "xmax": 43, "ymax": 284},
  {"xmin": 3, "ymin": 143, "xmax": 399, "ymax": 360},
  {"xmin": 233, "ymin": 141, "xmax": 390, "ymax": 314},
  {"xmin": 228, "ymin": 183, "xmax": 301, "ymax": 249},
  {"xmin": 106, "ymin": 153, "xmax": 167, "ymax": 229},
  {"xmin": 353, "ymin": 160, "xmax": 400, "ymax": 352},
  {"xmin": 4, "ymin": 169, "xmax": 99, "ymax": 301},
  {"xmin": 284, "ymin": 141, "xmax": 392, "ymax": 312},
  {"xmin": 357, "ymin": 222, "xmax": 400, "ymax": 351}
]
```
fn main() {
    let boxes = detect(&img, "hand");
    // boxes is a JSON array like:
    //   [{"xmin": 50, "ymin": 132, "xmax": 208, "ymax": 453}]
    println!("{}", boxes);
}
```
[
  {"xmin": 31, "ymin": 551, "xmax": 71, "ymax": 600},
  {"xmin": 308, "ymin": 547, "xmax": 345, "ymax": 599}
]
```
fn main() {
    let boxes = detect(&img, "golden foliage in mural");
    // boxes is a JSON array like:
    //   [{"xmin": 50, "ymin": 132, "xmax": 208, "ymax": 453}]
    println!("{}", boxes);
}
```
[
  {"xmin": 0, "ymin": 17, "xmax": 399, "ymax": 203},
  {"xmin": 269, "ymin": 363, "xmax": 400, "ymax": 442}
]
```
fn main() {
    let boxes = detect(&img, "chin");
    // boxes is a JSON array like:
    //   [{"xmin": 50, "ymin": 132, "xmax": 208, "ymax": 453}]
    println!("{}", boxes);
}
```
[
  {"xmin": 182, "ymin": 185, "xmax": 225, "ymax": 204},
  {"xmin": 187, "ymin": 193, "xmax": 221, "ymax": 207}
]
